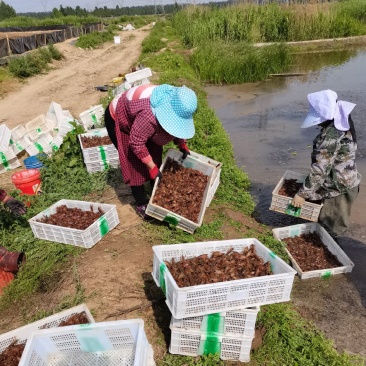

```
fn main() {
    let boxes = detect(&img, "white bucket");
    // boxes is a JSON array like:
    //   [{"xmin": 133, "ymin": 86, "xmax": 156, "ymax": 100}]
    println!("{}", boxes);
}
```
[{"xmin": 114, "ymin": 36, "xmax": 121, "ymax": 44}]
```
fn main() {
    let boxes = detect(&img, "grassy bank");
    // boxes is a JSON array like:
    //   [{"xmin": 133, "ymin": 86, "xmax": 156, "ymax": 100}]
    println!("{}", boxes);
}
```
[
  {"xmin": 0, "ymin": 15, "xmax": 101, "ymax": 27},
  {"xmin": 170, "ymin": 0, "xmax": 366, "ymax": 84},
  {"xmin": 75, "ymin": 28, "xmax": 115, "ymax": 49}
]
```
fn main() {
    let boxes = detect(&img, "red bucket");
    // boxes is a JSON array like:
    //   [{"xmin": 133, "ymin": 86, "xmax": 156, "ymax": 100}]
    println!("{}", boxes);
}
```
[{"xmin": 11, "ymin": 169, "xmax": 42, "ymax": 195}]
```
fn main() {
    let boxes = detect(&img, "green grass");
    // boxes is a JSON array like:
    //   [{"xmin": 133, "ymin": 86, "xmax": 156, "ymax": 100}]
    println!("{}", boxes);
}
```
[
  {"xmin": 7, "ymin": 44, "xmax": 64, "ymax": 78},
  {"xmin": 0, "ymin": 15, "xmax": 101, "ymax": 27},
  {"xmin": 172, "ymin": 1, "xmax": 366, "ymax": 47},
  {"xmin": 75, "ymin": 29, "xmax": 115, "ymax": 49}
]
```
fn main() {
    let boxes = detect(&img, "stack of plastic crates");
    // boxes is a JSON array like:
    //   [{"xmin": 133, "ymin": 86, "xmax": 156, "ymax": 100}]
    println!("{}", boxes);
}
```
[
  {"xmin": 78, "ymin": 128, "xmax": 119, "ymax": 173},
  {"xmin": 0, "ymin": 124, "xmax": 21, "ymax": 174},
  {"xmin": 152, "ymin": 238, "xmax": 297, "ymax": 362},
  {"xmin": 18, "ymin": 319, "xmax": 156, "ymax": 366}
]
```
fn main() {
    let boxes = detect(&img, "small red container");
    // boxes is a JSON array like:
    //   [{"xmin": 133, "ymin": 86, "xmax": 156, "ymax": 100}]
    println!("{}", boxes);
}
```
[
  {"xmin": 11, "ymin": 169, "xmax": 42, "ymax": 195},
  {"xmin": 0, "ymin": 270, "xmax": 15, "ymax": 295}
]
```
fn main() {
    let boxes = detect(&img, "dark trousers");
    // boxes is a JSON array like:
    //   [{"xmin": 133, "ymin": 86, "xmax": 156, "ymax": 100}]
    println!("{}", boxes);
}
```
[
  {"xmin": 319, "ymin": 185, "xmax": 359, "ymax": 237},
  {"xmin": 104, "ymin": 105, "xmax": 149, "ymax": 206}
]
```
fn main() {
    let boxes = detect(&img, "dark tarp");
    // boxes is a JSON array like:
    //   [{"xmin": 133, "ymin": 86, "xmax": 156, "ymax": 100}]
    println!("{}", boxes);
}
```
[{"xmin": 0, "ymin": 39, "xmax": 8, "ymax": 58}]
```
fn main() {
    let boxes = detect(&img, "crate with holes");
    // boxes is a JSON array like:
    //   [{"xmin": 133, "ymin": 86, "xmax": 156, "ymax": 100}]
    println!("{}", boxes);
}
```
[
  {"xmin": 152, "ymin": 238, "xmax": 296, "ymax": 319},
  {"xmin": 18, "ymin": 319, "xmax": 155, "ymax": 366},
  {"xmin": 146, "ymin": 149, "xmax": 222, "ymax": 234},
  {"xmin": 79, "ymin": 105, "xmax": 105, "ymax": 130},
  {"xmin": 78, "ymin": 128, "xmax": 119, "ymax": 173},
  {"xmin": 25, "ymin": 133, "xmax": 53, "ymax": 156},
  {"xmin": 272, "ymin": 223, "xmax": 354, "ymax": 280},
  {"xmin": 0, "ymin": 304, "xmax": 94, "ymax": 361},
  {"xmin": 270, "ymin": 170, "xmax": 323, "ymax": 222},
  {"xmin": 28, "ymin": 199, "xmax": 120, "ymax": 248},
  {"xmin": 25, "ymin": 115, "xmax": 53, "ymax": 141}
]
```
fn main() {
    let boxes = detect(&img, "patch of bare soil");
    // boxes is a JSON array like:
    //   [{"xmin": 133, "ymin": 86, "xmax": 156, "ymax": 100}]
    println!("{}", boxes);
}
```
[{"xmin": 0, "ymin": 25, "xmax": 154, "ymax": 129}]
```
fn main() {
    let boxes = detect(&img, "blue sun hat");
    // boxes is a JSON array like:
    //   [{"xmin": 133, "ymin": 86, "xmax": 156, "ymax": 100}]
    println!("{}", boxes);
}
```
[
  {"xmin": 301, "ymin": 89, "xmax": 356, "ymax": 130},
  {"xmin": 150, "ymin": 84, "xmax": 197, "ymax": 139}
]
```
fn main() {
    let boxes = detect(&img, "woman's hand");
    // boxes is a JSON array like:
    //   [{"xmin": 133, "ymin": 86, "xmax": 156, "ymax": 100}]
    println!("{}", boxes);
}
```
[
  {"xmin": 178, "ymin": 142, "xmax": 190, "ymax": 160},
  {"xmin": 291, "ymin": 194, "xmax": 305, "ymax": 208},
  {"xmin": 149, "ymin": 165, "xmax": 162, "ymax": 180},
  {"xmin": 3, "ymin": 196, "xmax": 27, "ymax": 216}
]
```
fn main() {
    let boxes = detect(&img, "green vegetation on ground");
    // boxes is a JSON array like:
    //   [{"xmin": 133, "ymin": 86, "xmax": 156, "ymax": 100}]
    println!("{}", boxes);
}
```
[
  {"xmin": 75, "ymin": 29, "xmax": 116, "ymax": 49},
  {"xmin": 0, "ymin": 15, "xmax": 101, "ymax": 27},
  {"xmin": 7, "ymin": 44, "xmax": 64, "ymax": 78}
]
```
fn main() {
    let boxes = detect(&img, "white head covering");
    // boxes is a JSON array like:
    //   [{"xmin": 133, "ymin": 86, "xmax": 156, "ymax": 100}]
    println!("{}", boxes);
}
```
[{"xmin": 301, "ymin": 89, "xmax": 356, "ymax": 131}]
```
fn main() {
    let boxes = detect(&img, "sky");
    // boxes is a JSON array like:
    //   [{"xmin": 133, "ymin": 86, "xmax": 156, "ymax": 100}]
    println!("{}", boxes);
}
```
[{"xmin": 4, "ymin": 0, "xmax": 221, "ymax": 13}]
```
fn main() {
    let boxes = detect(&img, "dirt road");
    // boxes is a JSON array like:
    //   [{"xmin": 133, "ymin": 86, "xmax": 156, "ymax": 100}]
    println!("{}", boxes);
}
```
[{"xmin": 0, "ymin": 25, "xmax": 153, "ymax": 128}]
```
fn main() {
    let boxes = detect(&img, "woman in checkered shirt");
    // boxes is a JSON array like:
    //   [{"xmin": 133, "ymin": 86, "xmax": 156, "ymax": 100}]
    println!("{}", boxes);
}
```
[
  {"xmin": 0, "ymin": 189, "xmax": 27, "ymax": 216},
  {"xmin": 104, "ymin": 84, "xmax": 198, "ymax": 219}
]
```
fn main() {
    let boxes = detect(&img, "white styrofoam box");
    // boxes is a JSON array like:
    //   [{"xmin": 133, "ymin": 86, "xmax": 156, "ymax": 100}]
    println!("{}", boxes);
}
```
[
  {"xmin": 78, "ymin": 128, "xmax": 118, "ymax": 164},
  {"xmin": 125, "ymin": 68, "xmax": 152, "ymax": 84},
  {"xmin": 171, "ymin": 306, "xmax": 259, "ymax": 339},
  {"xmin": 0, "ymin": 148, "xmax": 20, "ymax": 173},
  {"xmin": 169, "ymin": 329, "xmax": 252, "ymax": 362},
  {"xmin": 11, "ymin": 135, "xmax": 32, "ymax": 154},
  {"xmin": 146, "ymin": 149, "xmax": 217, "ymax": 234},
  {"xmin": 0, "ymin": 157, "xmax": 21, "ymax": 174},
  {"xmin": 0, "ymin": 304, "xmax": 95, "ymax": 354},
  {"xmin": 28, "ymin": 199, "xmax": 120, "ymax": 248},
  {"xmin": 153, "ymin": 238, "xmax": 296, "ymax": 319},
  {"xmin": 272, "ymin": 223, "xmax": 354, "ymax": 279},
  {"xmin": 11, "ymin": 124, "xmax": 27, "ymax": 141},
  {"xmin": 270, "ymin": 170, "xmax": 323, "ymax": 222},
  {"xmin": 25, "ymin": 115, "xmax": 53, "ymax": 141},
  {"xmin": 25, "ymin": 133, "xmax": 53, "ymax": 156},
  {"xmin": 0, "ymin": 123, "xmax": 11, "ymax": 152},
  {"xmin": 45, "ymin": 101, "xmax": 64, "ymax": 130},
  {"xmin": 49, "ymin": 135, "xmax": 64, "ymax": 152},
  {"xmin": 19, "ymin": 319, "xmax": 155, "ymax": 366},
  {"xmin": 85, "ymin": 158, "xmax": 120, "ymax": 173},
  {"xmin": 79, "ymin": 105, "xmax": 105, "ymax": 130}
]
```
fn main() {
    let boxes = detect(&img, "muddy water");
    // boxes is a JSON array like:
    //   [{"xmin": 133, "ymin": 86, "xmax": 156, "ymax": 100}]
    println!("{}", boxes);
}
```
[{"xmin": 205, "ymin": 47, "xmax": 366, "ymax": 318}]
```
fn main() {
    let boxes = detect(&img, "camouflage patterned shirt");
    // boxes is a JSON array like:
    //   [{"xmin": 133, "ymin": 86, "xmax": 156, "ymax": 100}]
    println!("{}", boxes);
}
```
[{"xmin": 298, "ymin": 123, "xmax": 361, "ymax": 201}]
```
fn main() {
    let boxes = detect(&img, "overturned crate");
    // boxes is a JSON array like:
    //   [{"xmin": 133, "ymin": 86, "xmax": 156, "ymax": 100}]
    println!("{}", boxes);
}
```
[
  {"xmin": 78, "ymin": 128, "xmax": 119, "ymax": 173},
  {"xmin": 152, "ymin": 238, "xmax": 296, "ymax": 319},
  {"xmin": 19, "ymin": 319, "xmax": 156, "ymax": 366},
  {"xmin": 272, "ymin": 223, "xmax": 354, "ymax": 279},
  {"xmin": 28, "ymin": 199, "xmax": 120, "ymax": 248},
  {"xmin": 146, "ymin": 149, "xmax": 222, "ymax": 234},
  {"xmin": 270, "ymin": 170, "xmax": 323, "ymax": 222}
]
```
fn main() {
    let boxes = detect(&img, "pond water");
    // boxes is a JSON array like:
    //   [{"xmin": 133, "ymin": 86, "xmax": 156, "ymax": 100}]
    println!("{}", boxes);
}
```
[{"xmin": 205, "ymin": 47, "xmax": 366, "ymax": 305}]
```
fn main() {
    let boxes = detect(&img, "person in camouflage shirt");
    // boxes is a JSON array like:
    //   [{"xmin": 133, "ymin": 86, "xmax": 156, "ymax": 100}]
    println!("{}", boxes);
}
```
[{"xmin": 292, "ymin": 89, "xmax": 361, "ymax": 237}]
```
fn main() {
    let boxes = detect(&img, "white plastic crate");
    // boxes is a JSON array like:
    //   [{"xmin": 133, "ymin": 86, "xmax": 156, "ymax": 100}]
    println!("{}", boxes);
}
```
[
  {"xmin": 125, "ymin": 68, "xmax": 152, "ymax": 84},
  {"xmin": 270, "ymin": 170, "xmax": 323, "ymax": 222},
  {"xmin": 78, "ymin": 128, "xmax": 118, "ymax": 164},
  {"xmin": 28, "ymin": 199, "xmax": 120, "ymax": 248},
  {"xmin": 272, "ymin": 223, "xmax": 354, "ymax": 279},
  {"xmin": 171, "ymin": 306, "xmax": 259, "ymax": 339},
  {"xmin": 19, "ymin": 319, "xmax": 155, "ymax": 366},
  {"xmin": 169, "ymin": 329, "xmax": 252, "ymax": 362},
  {"xmin": 0, "ymin": 304, "xmax": 95, "ymax": 354},
  {"xmin": 79, "ymin": 105, "xmax": 105, "ymax": 130},
  {"xmin": 152, "ymin": 238, "xmax": 296, "ymax": 319},
  {"xmin": 0, "ymin": 157, "xmax": 21, "ymax": 174},
  {"xmin": 0, "ymin": 123, "xmax": 11, "ymax": 152},
  {"xmin": 146, "ymin": 149, "xmax": 218, "ymax": 234},
  {"xmin": 11, "ymin": 135, "xmax": 31, "ymax": 154},
  {"xmin": 25, "ymin": 133, "xmax": 53, "ymax": 156},
  {"xmin": 11, "ymin": 124, "xmax": 27, "ymax": 141},
  {"xmin": 85, "ymin": 158, "xmax": 120, "ymax": 173},
  {"xmin": 49, "ymin": 135, "xmax": 64, "ymax": 152},
  {"xmin": 45, "ymin": 101, "xmax": 64, "ymax": 130},
  {"xmin": 25, "ymin": 115, "xmax": 53, "ymax": 141}
]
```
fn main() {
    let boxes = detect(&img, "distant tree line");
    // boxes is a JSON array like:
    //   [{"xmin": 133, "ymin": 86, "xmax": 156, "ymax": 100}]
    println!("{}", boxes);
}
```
[{"xmin": 0, "ymin": 1, "xmax": 16, "ymax": 21}]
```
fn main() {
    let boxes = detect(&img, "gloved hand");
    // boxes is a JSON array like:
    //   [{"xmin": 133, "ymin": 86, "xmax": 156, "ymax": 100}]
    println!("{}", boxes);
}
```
[
  {"xmin": 149, "ymin": 165, "xmax": 162, "ymax": 180},
  {"xmin": 4, "ymin": 197, "xmax": 27, "ymax": 216},
  {"xmin": 178, "ymin": 142, "xmax": 190, "ymax": 160},
  {"xmin": 291, "ymin": 194, "xmax": 305, "ymax": 208}
]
